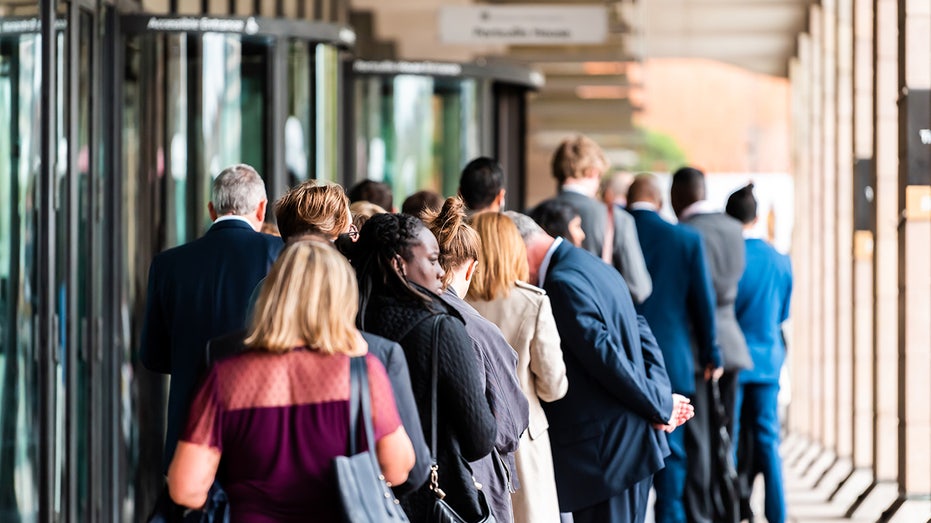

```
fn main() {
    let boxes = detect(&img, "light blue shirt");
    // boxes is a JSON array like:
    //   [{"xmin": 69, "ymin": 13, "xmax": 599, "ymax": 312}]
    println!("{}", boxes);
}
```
[{"xmin": 538, "ymin": 236, "xmax": 564, "ymax": 287}]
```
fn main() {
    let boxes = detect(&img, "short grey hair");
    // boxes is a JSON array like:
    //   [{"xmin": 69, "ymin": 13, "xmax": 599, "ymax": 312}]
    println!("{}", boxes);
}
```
[
  {"xmin": 211, "ymin": 164, "xmax": 267, "ymax": 215},
  {"xmin": 504, "ymin": 211, "xmax": 548, "ymax": 241}
]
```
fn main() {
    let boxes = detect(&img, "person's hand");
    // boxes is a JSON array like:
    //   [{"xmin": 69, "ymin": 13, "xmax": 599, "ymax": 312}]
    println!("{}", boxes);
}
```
[
  {"xmin": 704, "ymin": 365, "xmax": 724, "ymax": 381},
  {"xmin": 653, "ymin": 394, "xmax": 695, "ymax": 433}
]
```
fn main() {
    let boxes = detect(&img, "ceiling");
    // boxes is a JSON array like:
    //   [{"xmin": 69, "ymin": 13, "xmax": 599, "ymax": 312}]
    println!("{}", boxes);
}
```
[{"xmin": 623, "ymin": 0, "xmax": 811, "ymax": 78}]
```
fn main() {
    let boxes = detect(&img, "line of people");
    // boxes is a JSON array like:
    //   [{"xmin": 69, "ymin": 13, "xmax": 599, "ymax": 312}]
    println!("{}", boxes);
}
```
[{"xmin": 140, "ymin": 132, "xmax": 791, "ymax": 523}]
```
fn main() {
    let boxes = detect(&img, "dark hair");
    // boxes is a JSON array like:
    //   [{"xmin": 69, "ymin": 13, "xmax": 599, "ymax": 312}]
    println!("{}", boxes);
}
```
[
  {"xmin": 401, "ymin": 190, "xmax": 444, "ymax": 219},
  {"xmin": 348, "ymin": 213, "xmax": 433, "ymax": 328},
  {"xmin": 422, "ymin": 197, "xmax": 480, "ymax": 288},
  {"xmin": 528, "ymin": 199, "xmax": 579, "ymax": 242},
  {"xmin": 670, "ymin": 166, "xmax": 706, "ymax": 215},
  {"xmin": 725, "ymin": 183, "xmax": 758, "ymax": 224},
  {"xmin": 347, "ymin": 179, "xmax": 394, "ymax": 211},
  {"xmin": 459, "ymin": 157, "xmax": 504, "ymax": 210}
]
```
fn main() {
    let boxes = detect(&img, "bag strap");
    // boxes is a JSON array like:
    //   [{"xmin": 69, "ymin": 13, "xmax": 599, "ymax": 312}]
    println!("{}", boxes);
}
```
[
  {"xmin": 348, "ymin": 357, "xmax": 362, "ymax": 456},
  {"xmin": 429, "ymin": 316, "xmax": 442, "ymax": 459},
  {"xmin": 428, "ymin": 315, "xmax": 447, "ymax": 499},
  {"xmin": 348, "ymin": 356, "xmax": 378, "ymax": 460}
]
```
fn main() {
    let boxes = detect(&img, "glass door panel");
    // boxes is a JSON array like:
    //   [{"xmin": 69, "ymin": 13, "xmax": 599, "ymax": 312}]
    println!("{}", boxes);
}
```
[{"xmin": 0, "ymin": 31, "xmax": 41, "ymax": 523}]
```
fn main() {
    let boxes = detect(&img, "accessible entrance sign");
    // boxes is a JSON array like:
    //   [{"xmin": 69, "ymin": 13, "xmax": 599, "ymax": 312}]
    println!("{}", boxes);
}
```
[{"xmin": 438, "ymin": 5, "xmax": 608, "ymax": 45}]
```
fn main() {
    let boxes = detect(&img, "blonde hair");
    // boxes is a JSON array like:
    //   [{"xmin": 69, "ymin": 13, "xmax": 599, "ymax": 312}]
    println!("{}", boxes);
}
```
[
  {"xmin": 422, "ymin": 197, "xmax": 480, "ymax": 288},
  {"xmin": 350, "ymin": 200, "xmax": 388, "ymax": 230},
  {"xmin": 274, "ymin": 180, "xmax": 351, "ymax": 242},
  {"xmin": 467, "ymin": 212, "xmax": 529, "ymax": 301},
  {"xmin": 245, "ymin": 241, "xmax": 360, "ymax": 354},
  {"xmin": 551, "ymin": 134, "xmax": 609, "ymax": 183}
]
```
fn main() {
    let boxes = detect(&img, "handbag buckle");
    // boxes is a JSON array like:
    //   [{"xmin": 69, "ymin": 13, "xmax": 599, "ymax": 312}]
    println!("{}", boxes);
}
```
[{"xmin": 429, "ymin": 465, "xmax": 447, "ymax": 500}]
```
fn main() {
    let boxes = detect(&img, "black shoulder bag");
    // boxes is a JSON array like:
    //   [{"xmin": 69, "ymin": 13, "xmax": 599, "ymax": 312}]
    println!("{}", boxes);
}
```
[
  {"xmin": 427, "ymin": 316, "xmax": 496, "ymax": 523},
  {"xmin": 335, "ymin": 356, "xmax": 410, "ymax": 522}
]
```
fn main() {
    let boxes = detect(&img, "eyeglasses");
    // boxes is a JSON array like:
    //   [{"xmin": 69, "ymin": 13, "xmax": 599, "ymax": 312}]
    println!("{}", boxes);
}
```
[{"xmin": 345, "ymin": 224, "xmax": 359, "ymax": 241}]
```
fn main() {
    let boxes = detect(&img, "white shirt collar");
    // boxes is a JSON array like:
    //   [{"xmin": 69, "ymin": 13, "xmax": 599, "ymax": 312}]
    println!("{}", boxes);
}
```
[
  {"xmin": 628, "ymin": 201, "xmax": 658, "ymax": 212},
  {"xmin": 679, "ymin": 200, "xmax": 719, "ymax": 220},
  {"xmin": 214, "ymin": 215, "xmax": 257, "ymax": 229},
  {"xmin": 538, "ymin": 236, "xmax": 564, "ymax": 287},
  {"xmin": 743, "ymin": 227, "xmax": 765, "ymax": 239}
]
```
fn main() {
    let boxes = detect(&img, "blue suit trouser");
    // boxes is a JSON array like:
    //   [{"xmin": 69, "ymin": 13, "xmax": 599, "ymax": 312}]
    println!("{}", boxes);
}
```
[
  {"xmin": 653, "ymin": 427, "xmax": 687, "ymax": 523},
  {"xmin": 572, "ymin": 476, "xmax": 653, "ymax": 523},
  {"xmin": 733, "ymin": 382, "xmax": 786, "ymax": 523}
]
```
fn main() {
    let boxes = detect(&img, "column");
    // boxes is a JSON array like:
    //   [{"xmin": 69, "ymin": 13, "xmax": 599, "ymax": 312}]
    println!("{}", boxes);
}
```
[
  {"xmin": 789, "ymin": 42, "xmax": 813, "ymax": 440},
  {"xmin": 869, "ymin": 0, "xmax": 900, "ymax": 510},
  {"xmin": 834, "ymin": 0, "xmax": 855, "ymax": 468},
  {"xmin": 894, "ymin": 0, "xmax": 931, "ymax": 517},
  {"xmin": 850, "ymin": 0, "xmax": 875, "ymax": 481},
  {"xmin": 808, "ymin": 5, "xmax": 825, "ymax": 446},
  {"xmin": 820, "ymin": 0, "xmax": 839, "ymax": 455}
]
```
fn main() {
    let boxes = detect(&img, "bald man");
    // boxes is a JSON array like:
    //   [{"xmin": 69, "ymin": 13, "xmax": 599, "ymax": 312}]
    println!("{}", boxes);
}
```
[{"xmin": 627, "ymin": 174, "xmax": 722, "ymax": 523}]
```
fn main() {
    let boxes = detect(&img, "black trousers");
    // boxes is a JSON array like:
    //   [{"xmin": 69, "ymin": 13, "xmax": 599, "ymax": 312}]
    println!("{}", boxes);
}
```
[
  {"xmin": 684, "ymin": 371, "xmax": 738, "ymax": 523},
  {"xmin": 571, "ymin": 476, "xmax": 653, "ymax": 523}
]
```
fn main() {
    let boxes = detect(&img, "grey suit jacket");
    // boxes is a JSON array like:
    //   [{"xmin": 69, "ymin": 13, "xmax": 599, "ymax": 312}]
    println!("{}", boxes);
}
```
[
  {"xmin": 553, "ymin": 190, "xmax": 653, "ymax": 303},
  {"xmin": 681, "ymin": 211, "xmax": 752, "ymax": 370}
]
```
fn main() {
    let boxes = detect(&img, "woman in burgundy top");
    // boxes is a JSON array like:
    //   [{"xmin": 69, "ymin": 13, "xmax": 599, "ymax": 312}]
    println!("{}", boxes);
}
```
[{"xmin": 167, "ymin": 240, "xmax": 415, "ymax": 522}]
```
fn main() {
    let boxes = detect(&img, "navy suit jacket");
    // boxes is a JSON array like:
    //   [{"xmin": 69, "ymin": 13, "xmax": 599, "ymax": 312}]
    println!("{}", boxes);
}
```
[
  {"xmin": 630, "ymin": 209, "xmax": 721, "ymax": 394},
  {"xmin": 205, "ymin": 329, "xmax": 432, "ymax": 495},
  {"xmin": 541, "ymin": 240, "xmax": 673, "ymax": 512},
  {"xmin": 140, "ymin": 219, "xmax": 283, "ymax": 467}
]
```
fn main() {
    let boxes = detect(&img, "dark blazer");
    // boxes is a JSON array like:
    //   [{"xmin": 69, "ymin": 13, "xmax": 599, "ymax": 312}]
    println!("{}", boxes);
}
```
[
  {"xmin": 552, "ymin": 191, "xmax": 653, "ymax": 303},
  {"xmin": 541, "ymin": 240, "xmax": 673, "ymax": 512},
  {"xmin": 205, "ymin": 329, "xmax": 432, "ymax": 495},
  {"xmin": 630, "ymin": 209, "xmax": 722, "ymax": 394},
  {"xmin": 680, "ymin": 212, "xmax": 751, "ymax": 370},
  {"xmin": 140, "ymin": 219, "xmax": 283, "ymax": 466}
]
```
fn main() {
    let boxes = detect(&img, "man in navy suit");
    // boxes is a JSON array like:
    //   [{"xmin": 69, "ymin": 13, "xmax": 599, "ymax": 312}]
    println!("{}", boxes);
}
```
[
  {"xmin": 627, "ymin": 174, "xmax": 723, "ymax": 523},
  {"xmin": 507, "ymin": 211, "xmax": 693, "ymax": 523},
  {"xmin": 141, "ymin": 164, "xmax": 283, "ymax": 468}
]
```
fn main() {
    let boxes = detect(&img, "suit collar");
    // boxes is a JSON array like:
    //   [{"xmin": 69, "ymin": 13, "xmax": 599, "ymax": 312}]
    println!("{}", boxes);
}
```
[
  {"xmin": 540, "ymin": 238, "xmax": 572, "ymax": 286},
  {"xmin": 208, "ymin": 218, "xmax": 257, "ymax": 233}
]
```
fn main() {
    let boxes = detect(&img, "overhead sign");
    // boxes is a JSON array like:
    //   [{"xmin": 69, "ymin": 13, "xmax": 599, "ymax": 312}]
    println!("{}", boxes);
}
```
[
  {"xmin": 438, "ymin": 5, "xmax": 608, "ymax": 45},
  {"xmin": 144, "ymin": 16, "xmax": 260, "ymax": 34}
]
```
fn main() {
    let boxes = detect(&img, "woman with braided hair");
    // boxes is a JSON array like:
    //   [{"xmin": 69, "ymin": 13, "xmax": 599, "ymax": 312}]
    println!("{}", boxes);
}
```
[{"xmin": 348, "ymin": 212, "xmax": 497, "ymax": 522}]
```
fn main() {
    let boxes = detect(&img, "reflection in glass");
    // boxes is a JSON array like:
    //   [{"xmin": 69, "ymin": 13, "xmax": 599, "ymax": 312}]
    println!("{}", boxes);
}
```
[
  {"xmin": 287, "ymin": 40, "xmax": 311, "ymax": 185},
  {"xmin": 351, "ymin": 74, "xmax": 482, "ymax": 208},
  {"xmin": 314, "ymin": 44, "xmax": 338, "ymax": 182},
  {"xmin": 0, "ymin": 32, "xmax": 41, "ymax": 523}
]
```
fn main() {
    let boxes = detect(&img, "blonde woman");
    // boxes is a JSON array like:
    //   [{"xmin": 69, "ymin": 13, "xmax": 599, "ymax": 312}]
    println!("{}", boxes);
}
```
[
  {"xmin": 466, "ymin": 212, "xmax": 569, "ymax": 523},
  {"xmin": 168, "ymin": 241, "xmax": 415, "ymax": 522}
]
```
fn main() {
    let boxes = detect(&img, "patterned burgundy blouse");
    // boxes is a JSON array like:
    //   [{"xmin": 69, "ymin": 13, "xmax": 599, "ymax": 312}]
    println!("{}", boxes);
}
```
[{"xmin": 182, "ymin": 349, "xmax": 401, "ymax": 522}]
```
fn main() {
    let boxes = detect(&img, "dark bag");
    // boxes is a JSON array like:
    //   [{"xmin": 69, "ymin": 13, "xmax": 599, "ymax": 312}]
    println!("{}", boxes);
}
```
[
  {"xmin": 334, "ymin": 356, "xmax": 410, "ymax": 522},
  {"xmin": 709, "ymin": 378, "xmax": 740, "ymax": 523},
  {"xmin": 147, "ymin": 481, "xmax": 229, "ymax": 523},
  {"xmin": 426, "ymin": 317, "xmax": 496, "ymax": 523}
]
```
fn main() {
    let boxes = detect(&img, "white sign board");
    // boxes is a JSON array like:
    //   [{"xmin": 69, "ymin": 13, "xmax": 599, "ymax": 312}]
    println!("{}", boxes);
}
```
[{"xmin": 438, "ymin": 5, "xmax": 608, "ymax": 45}]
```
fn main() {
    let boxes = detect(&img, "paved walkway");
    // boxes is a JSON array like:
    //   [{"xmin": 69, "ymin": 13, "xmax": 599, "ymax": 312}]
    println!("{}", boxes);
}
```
[
  {"xmin": 780, "ymin": 435, "xmax": 930, "ymax": 523},
  {"xmin": 645, "ymin": 433, "xmax": 930, "ymax": 523}
]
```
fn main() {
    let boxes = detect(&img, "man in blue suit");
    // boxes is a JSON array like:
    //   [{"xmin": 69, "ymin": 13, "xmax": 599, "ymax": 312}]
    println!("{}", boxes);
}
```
[
  {"xmin": 507, "ymin": 211, "xmax": 693, "ymax": 523},
  {"xmin": 141, "ymin": 164, "xmax": 283, "ymax": 468},
  {"xmin": 627, "ymin": 174, "xmax": 723, "ymax": 523},
  {"xmin": 726, "ymin": 184, "xmax": 792, "ymax": 523}
]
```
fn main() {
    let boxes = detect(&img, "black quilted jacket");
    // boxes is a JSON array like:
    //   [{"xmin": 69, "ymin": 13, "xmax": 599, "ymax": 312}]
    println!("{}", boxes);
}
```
[{"xmin": 361, "ymin": 292, "xmax": 497, "ymax": 522}]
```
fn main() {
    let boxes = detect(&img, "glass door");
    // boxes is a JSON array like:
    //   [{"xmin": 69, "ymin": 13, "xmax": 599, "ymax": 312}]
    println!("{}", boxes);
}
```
[{"xmin": 0, "ymin": 30, "xmax": 43, "ymax": 523}]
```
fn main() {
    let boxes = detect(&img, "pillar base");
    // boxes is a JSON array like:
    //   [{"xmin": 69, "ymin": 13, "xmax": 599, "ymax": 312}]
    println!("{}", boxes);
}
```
[
  {"xmin": 849, "ymin": 481, "xmax": 899, "ymax": 521},
  {"xmin": 884, "ymin": 497, "xmax": 931, "ymax": 523},
  {"xmin": 830, "ymin": 467, "xmax": 875, "ymax": 509}
]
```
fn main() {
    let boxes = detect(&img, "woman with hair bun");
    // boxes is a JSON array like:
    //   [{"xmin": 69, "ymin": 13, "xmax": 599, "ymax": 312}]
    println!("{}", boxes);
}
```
[
  {"xmin": 349, "ymin": 212, "xmax": 497, "ymax": 522},
  {"xmin": 466, "ymin": 212, "xmax": 569, "ymax": 523},
  {"xmin": 423, "ymin": 197, "xmax": 530, "ymax": 523}
]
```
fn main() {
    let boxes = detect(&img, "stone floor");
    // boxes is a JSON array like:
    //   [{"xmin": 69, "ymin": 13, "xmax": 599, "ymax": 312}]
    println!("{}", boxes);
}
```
[{"xmin": 643, "ymin": 433, "xmax": 931, "ymax": 523}]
